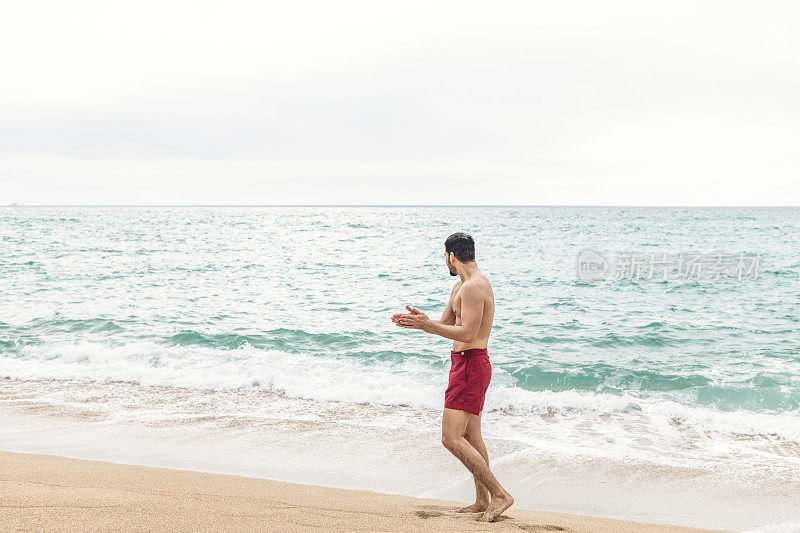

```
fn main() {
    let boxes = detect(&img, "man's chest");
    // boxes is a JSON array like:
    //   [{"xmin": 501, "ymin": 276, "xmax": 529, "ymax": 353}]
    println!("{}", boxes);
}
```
[{"xmin": 452, "ymin": 288, "xmax": 464, "ymax": 319}]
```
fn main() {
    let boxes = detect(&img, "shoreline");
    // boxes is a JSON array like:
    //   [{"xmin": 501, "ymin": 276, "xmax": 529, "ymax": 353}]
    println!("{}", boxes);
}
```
[
  {"xmin": 0, "ymin": 450, "xmax": 718, "ymax": 532},
  {"xmin": 2, "ymin": 381, "xmax": 799, "ymax": 532}
]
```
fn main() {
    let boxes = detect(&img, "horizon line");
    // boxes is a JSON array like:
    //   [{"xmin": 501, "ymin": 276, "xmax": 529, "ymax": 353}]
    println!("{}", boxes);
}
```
[{"xmin": 2, "ymin": 204, "xmax": 799, "ymax": 208}]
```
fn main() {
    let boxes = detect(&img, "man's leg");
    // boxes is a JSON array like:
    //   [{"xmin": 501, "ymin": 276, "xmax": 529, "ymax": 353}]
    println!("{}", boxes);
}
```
[
  {"xmin": 441, "ymin": 408, "xmax": 514, "ymax": 522},
  {"xmin": 452, "ymin": 411, "xmax": 490, "ymax": 512}
]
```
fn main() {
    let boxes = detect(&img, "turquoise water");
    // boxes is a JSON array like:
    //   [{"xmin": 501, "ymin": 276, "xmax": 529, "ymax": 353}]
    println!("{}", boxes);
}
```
[{"xmin": 1, "ymin": 206, "xmax": 799, "ymax": 503}]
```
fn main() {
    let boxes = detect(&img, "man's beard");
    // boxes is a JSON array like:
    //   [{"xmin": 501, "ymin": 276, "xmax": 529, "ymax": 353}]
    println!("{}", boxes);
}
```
[{"xmin": 449, "ymin": 267, "xmax": 457, "ymax": 276}]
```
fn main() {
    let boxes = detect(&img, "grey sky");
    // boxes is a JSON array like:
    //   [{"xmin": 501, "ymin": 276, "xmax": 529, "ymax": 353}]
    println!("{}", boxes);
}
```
[{"xmin": 1, "ymin": 1, "xmax": 798, "ymax": 205}]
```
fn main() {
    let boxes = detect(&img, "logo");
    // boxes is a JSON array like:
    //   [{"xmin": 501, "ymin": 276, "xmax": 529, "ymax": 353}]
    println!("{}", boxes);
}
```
[{"xmin": 576, "ymin": 247, "xmax": 609, "ymax": 282}]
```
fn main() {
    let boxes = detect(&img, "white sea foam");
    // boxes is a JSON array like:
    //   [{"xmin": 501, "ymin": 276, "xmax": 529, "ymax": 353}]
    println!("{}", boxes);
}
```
[
  {"xmin": 3, "ymin": 340, "xmax": 800, "ymax": 459},
  {"xmin": 744, "ymin": 519, "xmax": 800, "ymax": 533},
  {"xmin": 1, "ymin": 341, "xmax": 449, "ymax": 407}
]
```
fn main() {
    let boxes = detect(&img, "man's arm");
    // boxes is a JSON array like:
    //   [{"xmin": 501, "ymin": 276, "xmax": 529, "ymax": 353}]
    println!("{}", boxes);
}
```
[
  {"xmin": 396, "ymin": 284, "xmax": 483, "ymax": 343},
  {"xmin": 437, "ymin": 283, "xmax": 459, "ymax": 326},
  {"xmin": 390, "ymin": 283, "xmax": 459, "ymax": 327}
]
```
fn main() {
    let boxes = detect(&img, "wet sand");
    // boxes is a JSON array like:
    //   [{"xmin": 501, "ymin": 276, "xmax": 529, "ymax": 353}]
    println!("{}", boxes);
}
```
[{"xmin": 0, "ymin": 450, "xmax": 720, "ymax": 532}]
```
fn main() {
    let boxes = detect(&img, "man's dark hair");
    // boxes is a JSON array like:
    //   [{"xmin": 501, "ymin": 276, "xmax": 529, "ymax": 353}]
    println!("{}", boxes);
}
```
[{"xmin": 445, "ymin": 232, "xmax": 475, "ymax": 262}]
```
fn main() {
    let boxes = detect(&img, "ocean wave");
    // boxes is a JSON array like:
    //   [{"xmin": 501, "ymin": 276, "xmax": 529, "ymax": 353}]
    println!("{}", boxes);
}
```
[
  {"xmin": 509, "ymin": 363, "xmax": 713, "ymax": 392},
  {"xmin": 0, "ymin": 341, "xmax": 445, "ymax": 406},
  {"xmin": 2, "ymin": 340, "xmax": 800, "ymax": 449},
  {"xmin": 165, "ymin": 328, "xmax": 383, "ymax": 353}
]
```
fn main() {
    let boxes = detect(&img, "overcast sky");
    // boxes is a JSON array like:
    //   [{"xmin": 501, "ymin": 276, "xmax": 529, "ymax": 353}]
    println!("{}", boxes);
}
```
[{"xmin": 1, "ymin": 1, "xmax": 798, "ymax": 205}]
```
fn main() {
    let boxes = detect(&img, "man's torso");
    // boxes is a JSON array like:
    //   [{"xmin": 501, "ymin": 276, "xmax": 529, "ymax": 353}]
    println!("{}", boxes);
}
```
[{"xmin": 450, "ymin": 274, "xmax": 494, "ymax": 352}]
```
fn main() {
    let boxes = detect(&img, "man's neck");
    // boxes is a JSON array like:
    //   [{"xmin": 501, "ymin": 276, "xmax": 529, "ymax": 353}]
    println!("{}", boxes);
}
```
[{"xmin": 456, "ymin": 262, "xmax": 480, "ymax": 282}]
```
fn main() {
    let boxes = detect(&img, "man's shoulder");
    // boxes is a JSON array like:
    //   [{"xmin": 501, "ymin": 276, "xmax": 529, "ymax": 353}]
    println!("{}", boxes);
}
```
[{"xmin": 460, "ymin": 277, "xmax": 491, "ymax": 296}]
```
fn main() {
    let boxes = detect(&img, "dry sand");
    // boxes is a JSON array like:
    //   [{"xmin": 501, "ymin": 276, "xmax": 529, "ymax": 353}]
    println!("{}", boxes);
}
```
[{"xmin": 0, "ymin": 451, "xmax": 720, "ymax": 532}]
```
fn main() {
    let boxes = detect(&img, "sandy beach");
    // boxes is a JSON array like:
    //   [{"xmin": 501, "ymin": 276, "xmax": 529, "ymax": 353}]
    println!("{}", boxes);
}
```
[{"xmin": 0, "ymin": 450, "xmax": 718, "ymax": 533}]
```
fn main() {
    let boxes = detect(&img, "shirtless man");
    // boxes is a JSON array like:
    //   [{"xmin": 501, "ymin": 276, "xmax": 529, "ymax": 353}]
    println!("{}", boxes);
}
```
[{"xmin": 391, "ymin": 232, "xmax": 514, "ymax": 522}]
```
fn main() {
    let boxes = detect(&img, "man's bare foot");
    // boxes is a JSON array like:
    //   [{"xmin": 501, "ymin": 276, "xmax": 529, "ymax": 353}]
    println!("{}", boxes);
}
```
[
  {"xmin": 450, "ymin": 501, "xmax": 489, "ymax": 513},
  {"xmin": 479, "ymin": 493, "xmax": 514, "ymax": 522}
]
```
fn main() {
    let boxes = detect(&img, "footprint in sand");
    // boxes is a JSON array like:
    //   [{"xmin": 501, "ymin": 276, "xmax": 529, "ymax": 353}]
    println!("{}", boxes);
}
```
[
  {"xmin": 414, "ymin": 506, "xmax": 568, "ymax": 533},
  {"xmin": 515, "ymin": 525, "xmax": 568, "ymax": 532}
]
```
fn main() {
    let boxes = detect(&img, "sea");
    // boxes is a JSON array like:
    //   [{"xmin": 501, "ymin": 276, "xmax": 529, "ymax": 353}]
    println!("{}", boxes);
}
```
[{"xmin": 1, "ymin": 206, "xmax": 798, "ymax": 531}]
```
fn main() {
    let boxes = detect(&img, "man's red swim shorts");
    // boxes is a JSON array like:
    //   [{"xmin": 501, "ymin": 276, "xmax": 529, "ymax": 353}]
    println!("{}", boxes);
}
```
[{"xmin": 444, "ymin": 348, "xmax": 492, "ymax": 416}]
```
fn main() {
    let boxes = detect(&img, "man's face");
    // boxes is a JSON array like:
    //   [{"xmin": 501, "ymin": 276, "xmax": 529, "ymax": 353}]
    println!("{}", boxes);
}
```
[{"xmin": 445, "ymin": 251, "xmax": 457, "ymax": 276}]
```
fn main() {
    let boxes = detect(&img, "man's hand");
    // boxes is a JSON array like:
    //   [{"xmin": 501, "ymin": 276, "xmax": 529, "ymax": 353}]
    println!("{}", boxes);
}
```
[
  {"xmin": 391, "ymin": 305, "xmax": 432, "ymax": 331},
  {"xmin": 392, "ymin": 284, "xmax": 483, "ymax": 343}
]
